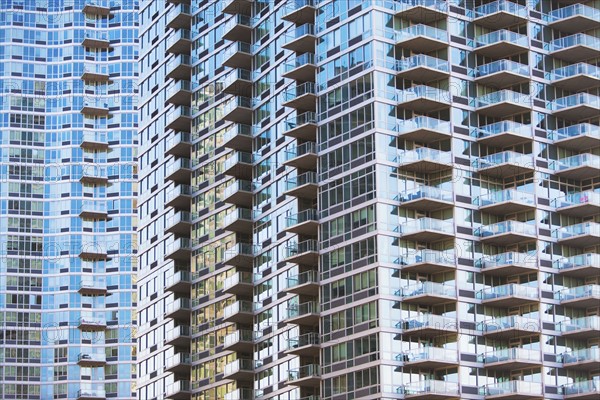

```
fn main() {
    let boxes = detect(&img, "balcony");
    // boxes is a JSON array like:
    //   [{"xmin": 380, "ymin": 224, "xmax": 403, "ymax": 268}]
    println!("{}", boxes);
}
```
[
  {"xmin": 286, "ymin": 240, "xmax": 319, "ymax": 265},
  {"xmin": 549, "ymin": 34, "xmax": 600, "ymax": 62},
  {"xmin": 559, "ymin": 316, "xmax": 600, "ymax": 339},
  {"xmin": 473, "ymin": 0, "xmax": 528, "ymax": 29},
  {"xmin": 81, "ymin": 101, "xmax": 109, "ymax": 117},
  {"xmin": 478, "ymin": 316, "xmax": 540, "ymax": 339},
  {"xmin": 166, "ymin": 4, "xmax": 192, "ymax": 29},
  {"xmin": 396, "ymin": 186, "xmax": 453, "ymax": 212},
  {"xmin": 283, "ymin": 23, "xmax": 315, "ymax": 53},
  {"xmin": 480, "ymin": 348, "xmax": 541, "ymax": 371},
  {"xmin": 222, "ymin": 96, "xmax": 253, "ymax": 124},
  {"xmin": 222, "ymin": 69, "xmax": 252, "ymax": 96},
  {"xmin": 286, "ymin": 332, "xmax": 320, "ymax": 357},
  {"xmin": 395, "ymin": 249, "xmax": 456, "ymax": 274},
  {"xmin": 395, "ymin": 116, "xmax": 451, "ymax": 143},
  {"xmin": 285, "ymin": 209, "xmax": 318, "ymax": 236},
  {"xmin": 77, "ymin": 353, "xmax": 107, "ymax": 367},
  {"xmin": 397, "ymin": 218, "xmax": 454, "ymax": 242},
  {"xmin": 165, "ymin": 380, "xmax": 191, "ymax": 400},
  {"xmin": 395, "ymin": 24, "xmax": 448, "ymax": 53},
  {"xmin": 398, "ymin": 380, "xmax": 459, "ymax": 399},
  {"xmin": 222, "ymin": 0, "xmax": 252, "ymax": 15},
  {"xmin": 286, "ymin": 301, "xmax": 319, "ymax": 326},
  {"xmin": 284, "ymin": 142, "xmax": 317, "ymax": 170},
  {"xmin": 551, "ymin": 63, "xmax": 600, "ymax": 91},
  {"xmin": 223, "ymin": 358, "xmax": 255, "ymax": 381},
  {"xmin": 283, "ymin": 82, "xmax": 316, "ymax": 111},
  {"xmin": 282, "ymin": 0, "xmax": 315, "ymax": 25},
  {"xmin": 394, "ymin": 0, "xmax": 447, "ymax": 23},
  {"xmin": 475, "ymin": 60, "xmax": 529, "ymax": 88},
  {"xmin": 549, "ymin": 123, "xmax": 600, "ymax": 151},
  {"xmin": 557, "ymin": 285, "xmax": 600, "ymax": 308},
  {"xmin": 396, "ymin": 54, "xmax": 449, "ymax": 83},
  {"xmin": 77, "ymin": 389, "xmax": 106, "ymax": 400},
  {"xmin": 165, "ymin": 352, "xmax": 191, "ymax": 374},
  {"xmin": 79, "ymin": 201, "xmax": 109, "ymax": 220},
  {"xmin": 284, "ymin": 172, "xmax": 318, "ymax": 199},
  {"xmin": 396, "ymin": 85, "xmax": 450, "ymax": 113},
  {"xmin": 477, "ymin": 283, "xmax": 538, "ymax": 307},
  {"xmin": 474, "ymin": 151, "xmax": 535, "ymax": 178},
  {"xmin": 82, "ymin": 0, "xmax": 110, "ymax": 16},
  {"xmin": 474, "ymin": 30, "xmax": 528, "ymax": 58},
  {"xmin": 474, "ymin": 121, "xmax": 532, "ymax": 148},
  {"xmin": 79, "ymin": 241, "xmax": 109, "ymax": 260},
  {"xmin": 223, "ymin": 180, "xmax": 254, "ymax": 207},
  {"xmin": 479, "ymin": 252, "xmax": 538, "ymax": 276},
  {"xmin": 476, "ymin": 189, "xmax": 536, "ymax": 215},
  {"xmin": 223, "ymin": 151, "xmax": 253, "ymax": 180},
  {"xmin": 223, "ymin": 271, "xmax": 254, "ymax": 295},
  {"xmin": 223, "ymin": 300, "xmax": 255, "ymax": 324},
  {"xmin": 561, "ymin": 380, "xmax": 600, "ymax": 400},
  {"xmin": 166, "ymin": 184, "xmax": 192, "ymax": 209},
  {"xmin": 560, "ymin": 348, "xmax": 600, "ymax": 370},
  {"xmin": 287, "ymin": 364, "xmax": 320, "ymax": 387},
  {"xmin": 224, "ymin": 388, "xmax": 254, "ymax": 400},
  {"xmin": 165, "ymin": 238, "xmax": 192, "ymax": 261},
  {"xmin": 475, "ymin": 90, "xmax": 531, "ymax": 118},
  {"xmin": 397, "ymin": 282, "xmax": 456, "ymax": 306},
  {"xmin": 552, "ymin": 93, "xmax": 600, "ymax": 121},
  {"xmin": 165, "ymin": 211, "xmax": 192, "ymax": 235},
  {"xmin": 399, "ymin": 347, "xmax": 458, "ymax": 369},
  {"xmin": 166, "ymin": 54, "xmax": 194, "ymax": 80},
  {"xmin": 223, "ymin": 15, "xmax": 254, "ymax": 42},
  {"xmin": 223, "ymin": 329, "xmax": 255, "ymax": 352},
  {"xmin": 283, "ymin": 52, "xmax": 316, "ymax": 82},
  {"xmin": 81, "ymin": 64, "xmax": 110, "ymax": 83},
  {"xmin": 78, "ymin": 278, "xmax": 108, "ymax": 296},
  {"xmin": 283, "ymin": 112, "xmax": 317, "ymax": 141},
  {"xmin": 549, "ymin": 4, "xmax": 600, "ymax": 33},
  {"xmin": 164, "ymin": 325, "xmax": 191, "ymax": 346},
  {"xmin": 286, "ymin": 270, "xmax": 319, "ymax": 296},
  {"xmin": 82, "ymin": 31, "xmax": 110, "ymax": 48},
  {"xmin": 80, "ymin": 131, "xmax": 109, "ymax": 151},
  {"xmin": 553, "ymin": 222, "xmax": 600, "ymax": 247},
  {"xmin": 552, "ymin": 191, "xmax": 600, "ymax": 218},
  {"xmin": 165, "ymin": 106, "xmax": 193, "ymax": 131},
  {"xmin": 222, "ymin": 208, "xmax": 253, "ymax": 233},
  {"xmin": 554, "ymin": 253, "xmax": 600, "ymax": 278},
  {"xmin": 78, "ymin": 316, "xmax": 106, "ymax": 331},
  {"xmin": 397, "ymin": 314, "xmax": 457, "ymax": 338},
  {"xmin": 223, "ymin": 243, "xmax": 255, "ymax": 268},
  {"xmin": 165, "ymin": 297, "xmax": 191, "ymax": 320},
  {"xmin": 165, "ymin": 270, "xmax": 191, "ymax": 294},
  {"xmin": 480, "ymin": 381, "xmax": 542, "ymax": 399},
  {"xmin": 166, "ymin": 80, "xmax": 193, "ymax": 106},
  {"xmin": 223, "ymin": 42, "xmax": 254, "ymax": 69},
  {"xmin": 165, "ymin": 132, "xmax": 192, "ymax": 158},
  {"xmin": 223, "ymin": 123, "xmax": 253, "ymax": 152},
  {"xmin": 166, "ymin": 29, "xmax": 192, "ymax": 55},
  {"xmin": 165, "ymin": 157, "xmax": 192, "ymax": 184},
  {"xmin": 396, "ymin": 148, "xmax": 452, "ymax": 174}
]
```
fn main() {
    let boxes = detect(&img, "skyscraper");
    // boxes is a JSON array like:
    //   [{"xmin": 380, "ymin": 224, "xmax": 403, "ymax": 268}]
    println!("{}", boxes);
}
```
[
  {"xmin": 0, "ymin": 0, "xmax": 139, "ymax": 398},
  {"xmin": 137, "ymin": 0, "xmax": 600, "ymax": 399}
]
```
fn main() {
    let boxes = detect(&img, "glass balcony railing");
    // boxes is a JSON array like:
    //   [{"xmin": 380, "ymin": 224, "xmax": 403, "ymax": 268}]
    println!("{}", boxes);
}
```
[
  {"xmin": 283, "ymin": 82, "xmax": 316, "ymax": 102},
  {"xmin": 476, "ymin": 189, "xmax": 535, "ymax": 207},
  {"xmin": 223, "ymin": 271, "xmax": 254, "ymax": 291},
  {"xmin": 284, "ymin": 52, "xmax": 315, "ymax": 72},
  {"xmin": 560, "ymin": 380, "xmax": 600, "ymax": 396},
  {"xmin": 474, "ymin": 0, "xmax": 528, "ymax": 18},
  {"xmin": 559, "ymin": 348, "xmax": 600, "ymax": 364},
  {"xmin": 287, "ymin": 332, "xmax": 320, "ymax": 349},
  {"xmin": 83, "ymin": 30, "xmax": 109, "ymax": 42},
  {"xmin": 474, "ymin": 151, "xmax": 533, "ymax": 169},
  {"xmin": 399, "ymin": 380, "xmax": 459, "ymax": 396},
  {"xmin": 559, "ymin": 316, "xmax": 600, "ymax": 333},
  {"xmin": 224, "ymin": 358, "xmax": 255, "ymax": 376},
  {"xmin": 550, "ymin": 3, "xmax": 600, "ymax": 22},
  {"xmin": 551, "ymin": 93, "xmax": 600, "ymax": 111},
  {"xmin": 165, "ymin": 297, "xmax": 191, "ymax": 315},
  {"xmin": 395, "ymin": 147, "xmax": 452, "ymax": 165},
  {"xmin": 165, "ymin": 270, "xmax": 191, "ymax": 289},
  {"xmin": 166, "ymin": 54, "xmax": 195, "ymax": 72},
  {"xmin": 553, "ymin": 222, "xmax": 600, "ymax": 240},
  {"xmin": 397, "ymin": 281, "xmax": 455, "ymax": 298},
  {"xmin": 291, "ymin": 23, "xmax": 315, "ymax": 39},
  {"xmin": 396, "ymin": 24, "xmax": 447, "ymax": 42},
  {"xmin": 222, "ymin": 207, "xmax": 253, "ymax": 228},
  {"xmin": 223, "ymin": 151, "xmax": 253, "ymax": 171},
  {"xmin": 556, "ymin": 284, "xmax": 600, "ymax": 302},
  {"xmin": 223, "ymin": 179, "xmax": 254, "ymax": 199},
  {"xmin": 287, "ymin": 301, "xmax": 319, "ymax": 319},
  {"xmin": 165, "ymin": 157, "xmax": 192, "ymax": 176},
  {"xmin": 81, "ymin": 63, "xmax": 108, "ymax": 77},
  {"xmin": 166, "ymin": 105, "xmax": 193, "ymax": 125},
  {"xmin": 394, "ymin": 0, "xmax": 447, "ymax": 12},
  {"xmin": 166, "ymin": 237, "xmax": 192, "ymax": 255},
  {"xmin": 396, "ymin": 185, "xmax": 453, "ymax": 203},
  {"xmin": 166, "ymin": 80, "xmax": 195, "ymax": 98},
  {"xmin": 288, "ymin": 364, "xmax": 320, "ymax": 381},
  {"xmin": 223, "ymin": 96, "xmax": 254, "ymax": 114},
  {"xmin": 166, "ymin": 210, "xmax": 192, "ymax": 228},
  {"xmin": 80, "ymin": 201, "xmax": 108, "ymax": 215},
  {"xmin": 474, "ymin": 121, "xmax": 532, "ymax": 141},
  {"xmin": 222, "ymin": 41, "xmax": 255, "ymax": 62},
  {"xmin": 284, "ymin": 111, "xmax": 317, "ymax": 131},
  {"xmin": 286, "ymin": 209, "xmax": 318, "ymax": 228},
  {"xmin": 224, "ymin": 242, "xmax": 255, "ymax": 261},
  {"xmin": 395, "ymin": 116, "xmax": 451, "ymax": 136},
  {"xmin": 394, "ymin": 249, "xmax": 455, "ymax": 267},
  {"xmin": 77, "ymin": 389, "xmax": 106, "ymax": 399},
  {"xmin": 166, "ymin": 184, "xmax": 193, "ymax": 203},
  {"xmin": 79, "ymin": 277, "xmax": 106, "ymax": 291},
  {"xmin": 166, "ymin": 352, "xmax": 191, "ymax": 369},
  {"xmin": 477, "ymin": 283, "xmax": 538, "ymax": 301},
  {"xmin": 285, "ymin": 142, "xmax": 316, "ymax": 162},
  {"xmin": 165, "ymin": 131, "xmax": 192, "ymax": 150},
  {"xmin": 552, "ymin": 191, "xmax": 600, "ymax": 210},
  {"xmin": 165, "ymin": 29, "xmax": 192, "ymax": 50},
  {"xmin": 223, "ymin": 300, "xmax": 256, "ymax": 319},
  {"xmin": 165, "ymin": 325, "xmax": 190, "ymax": 342},
  {"xmin": 222, "ymin": 68, "xmax": 252, "ymax": 88},
  {"xmin": 397, "ymin": 217, "xmax": 454, "ymax": 235},
  {"xmin": 476, "ymin": 29, "xmax": 528, "ymax": 47},
  {"xmin": 481, "ymin": 381, "xmax": 542, "ymax": 397},
  {"xmin": 554, "ymin": 253, "xmax": 600, "ymax": 272},
  {"xmin": 287, "ymin": 270, "xmax": 319, "ymax": 289},
  {"xmin": 285, "ymin": 171, "xmax": 317, "ymax": 191},
  {"xmin": 550, "ymin": 33, "xmax": 600, "ymax": 52},
  {"xmin": 286, "ymin": 239, "xmax": 319, "ymax": 258},
  {"xmin": 480, "ymin": 252, "xmax": 535, "ymax": 270},
  {"xmin": 477, "ymin": 59, "xmax": 528, "ymax": 79},
  {"xmin": 475, "ymin": 89, "xmax": 531, "ymax": 108},
  {"xmin": 79, "ymin": 316, "xmax": 106, "ymax": 327},
  {"xmin": 224, "ymin": 329, "xmax": 256, "ymax": 348},
  {"xmin": 223, "ymin": 14, "xmax": 254, "ymax": 32},
  {"xmin": 396, "ymin": 85, "xmax": 451, "ymax": 104},
  {"xmin": 480, "ymin": 347, "xmax": 540, "ymax": 364},
  {"xmin": 548, "ymin": 123, "xmax": 600, "ymax": 142},
  {"xmin": 78, "ymin": 353, "xmax": 106, "ymax": 363},
  {"xmin": 551, "ymin": 62, "xmax": 600, "ymax": 82},
  {"xmin": 165, "ymin": 380, "xmax": 191, "ymax": 396},
  {"xmin": 223, "ymin": 123, "xmax": 254, "ymax": 143},
  {"xmin": 398, "ymin": 347, "xmax": 457, "ymax": 363},
  {"xmin": 397, "ymin": 314, "xmax": 456, "ymax": 331},
  {"xmin": 478, "ymin": 315, "xmax": 539, "ymax": 333},
  {"xmin": 224, "ymin": 388, "xmax": 255, "ymax": 400},
  {"xmin": 396, "ymin": 54, "xmax": 449, "ymax": 74}
]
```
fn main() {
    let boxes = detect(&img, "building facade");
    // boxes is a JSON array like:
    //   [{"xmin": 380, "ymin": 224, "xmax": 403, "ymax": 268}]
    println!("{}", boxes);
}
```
[
  {"xmin": 137, "ymin": 0, "xmax": 599, "ymax": 399},
  {"xmin": 0, "ymin": 0, "xmax": 139, "ymax": 398}
]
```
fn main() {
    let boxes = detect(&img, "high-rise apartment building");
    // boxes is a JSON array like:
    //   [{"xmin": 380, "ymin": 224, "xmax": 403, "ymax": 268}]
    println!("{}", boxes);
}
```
[
  {"xmin": 137, "ymin": 0, "xmax": 599, "ymax": 399},
  {"xmin": 0, "ymin": 0, "xmax": 139, "ymax": 399}
]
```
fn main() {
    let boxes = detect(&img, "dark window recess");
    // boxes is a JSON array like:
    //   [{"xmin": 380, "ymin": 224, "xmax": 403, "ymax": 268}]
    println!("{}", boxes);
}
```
[
  {"xmin": 327, "ymin": 46, "xmax": 340, "ymax": 59},
  {"xmin": 538, "ymin": 198, "xmax": 550, "ymax": 206},
  {"xmin": 327, "ymin": 16, "xmax": 339, "ymax": 28},
  {"xmin": 454, "ymin": 157, "xmax": 470, "ymax": 166},
  {"xmin": 450, "ymin": 35, "xmax": 466, "ymax": 45},
  {"xmin": 460, "ymin": 353, "xmax": 477, "ymax": 363},
  {"xmin": 455, "ymin": 195, "xmax": 472, "ymax": 204},
  {"xmin": 531, "ymin": 40, "xmax": 543, "ymax": 49},
  {"xmin": 535, "ymin": 129, "xmax": 546, "ymax": 138},
  {"xmin": 533, "ymin": 99, "xmax": 545, "ymax": 108},
  {"xmin": 540, "ymin": 259, "xmax": 552, "ymax": 268},
  {"xmin": 461, "ymin": 386, "xmax": 479, "ymax": 395},
  {"xmin": 541, "ymin": 290, "xmax": 554, "ymax": 300},
  {"xmin": 457, "ymin": 226, "xmax": 472, "ymax": 235},
  {"xmin": 452, "ymin": 96, "xmax": 468, "ymax": 105},
  {"xmin": 459, "ymin": 289, "xmax": 475, "ymax": 299}
]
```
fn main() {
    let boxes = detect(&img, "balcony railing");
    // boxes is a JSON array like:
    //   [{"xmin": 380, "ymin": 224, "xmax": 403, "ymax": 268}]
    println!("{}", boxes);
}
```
[
  {"xmin": 476, "ymin": 189, "xmax": 535, "ymax": 208},
  {"xmin": 548, "ymin": 123, "xmax": 600, "ymax": 146},
  {"xmin": 399, "ymin": 380, "xmax": 459, "ymax": 396},
  {"xmin": 474, "ymin": 150, "xmax": 534, "ymax": 170},
  {"xmin": 396, "ymin": 54, "xmax": 449, "ymax": 77},
  {"xmin": 551, "ymin": 153, "xmax": 600, "ymax": 173},
  {"xmin": 480, "ymin": 347, "xmax": 540, "ymax": 365},
  {"xmin": 398, "ymin": 281, "xmax": 455, "ymax": 299},
  {"xmin": 475, "ymin": 29, "xmax": 528, "ymax": 47},
  {"xmin": 560, "ymin": 380, "xmax": 600, "ymax": 397},
  {"xmin": 473, "ymin": 0, "xmax": 528, "ymax": 19},
  {"xmin": 395, "ymin": 24, "xmax": 448, "ymax": 44},
  {"xmin": 477, "ymin": 283, "xmax": 538, "ymax": 301},
  {"xmin": 285, "ymin": 171, "xmax": 317, "ymax": 192},
  {"xmin": 287, "ymin": 364, "xmax": 320, "ymax": 381},
  {"xmin": 479, "ymin": 252, "xmax": 535, "ymax": 270},
  {"xmin": 554, "ymin": 253, "xmax": 600, "ymax": 273},
  {"xmin": 550, "ymin": 33, "xmax": 600, "ymax": 52},
  {"xmin": 556, "ymin": 284, "xmax": 600, "ymax": 302},
  {"xmin": 552, "ymin": 191, "xmax": 600, "ymax": 211},
  {"xmin": 394, "ymin": 249, "xmax": 455, "ymax": 268},
  {"xmin": 287, "ymin": 332, "xmax": 320, "ymax": 350},
  {"xmin": 77, "ymin": 389, "xmax": 106, "ymax": 399},
  {"xmin": 396, "ymin": 85, "xmax": 451, "ymax": 106},
  {"xmin": 397, "ymin": 314, "xmax": 456, "ymax": 332},
  {"xmin": 287, "ymin": 301, "xmax": 319, "ymax": 319},
  {"xmin": 397, "ymin": 217, "xmax": 453, "ymax": 235},
  {"xmin": 478, "ymin": 315, "xmax": 539, "ymax": 334},
  {"xmin": 78, "ymin": 353, "xmax": 107, "ymax": 364},
  {"xmin": 553, "ymin": 222, "xmax": 600, "ymax": 241},
  {"xmin": 474, "ymin": 121, "xmax": 532, "ymax": 145},
  {"xmin": 224, "ymin": 329, "xmax": 256, "ymax": 348},
  {"xmin": 480, "ymin": 381, "xmax": 542, "ymax": 397},
  {"xmin": 477, "ymin": 59, "xmax": 528, "ymax": 80},
  {"xmin": 475, "ymin": 89, "xmax": 531, "ymax": 109},
  {"xmin": 395, "ymin": 116, "xmax": 451, "ymax": 140},
  {"xmin": 398, "ymin": 346, "xmax": 457, "ymax": 364},
  {"xmin": 550, "ymin": 3, "xmax": 600, "ymax": 23},
  {"xmin": 559, "ymin": 348, "xmax": 600, "ymax": 365},
  {"xmin": 552, "ymin": 62, "xmax": 600, "ymax": 82},
  {"xmin": 559, "ymin": 316, "xmax": 600, "ymax": 334},
  {"xmin": 396, "ymin": 185, "xmax": 453, "ymax": 205},
  {"xmin": 285, "ymin": 209, "xmax": 318, "ymax": 228},
  {"xmin": 395, "ymin": 147, "xmax": 452, "ymax": 166}
]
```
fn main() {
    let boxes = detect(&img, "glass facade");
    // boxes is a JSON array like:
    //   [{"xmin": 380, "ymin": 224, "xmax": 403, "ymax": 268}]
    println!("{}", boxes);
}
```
[
  {"xmin": 0, "ymin": 0, "xmax": 139, "ymax": 398},
  {"xmin": 138, "ymin": 0, "xmax": 600, "ymax": 399}
]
